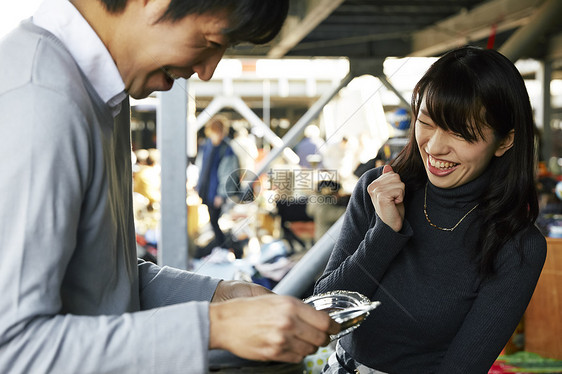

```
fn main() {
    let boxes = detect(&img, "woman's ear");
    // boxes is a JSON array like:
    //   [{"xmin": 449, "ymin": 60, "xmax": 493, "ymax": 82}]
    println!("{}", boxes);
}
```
[{"xmin": 495, "ymin": 129, "xmax": 515, "ymax": 157}]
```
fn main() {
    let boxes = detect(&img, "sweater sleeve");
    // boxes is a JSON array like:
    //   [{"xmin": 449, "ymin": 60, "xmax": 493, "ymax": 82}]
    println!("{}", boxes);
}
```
[
  {"xmin": 436, "ymin": 228, "xmax": 546, "ymax": 374},
  {"xmin": 315, "ymin": 168, "xmax": 412, "ymax": 298},
  {"xmin": 138, "ymin": 259, "xmax": 221, "ymax": 309}
]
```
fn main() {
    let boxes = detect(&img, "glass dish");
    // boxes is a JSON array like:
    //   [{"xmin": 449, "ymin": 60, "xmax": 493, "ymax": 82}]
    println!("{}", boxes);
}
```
[{"xmin": 303, "ymin": 290, "xmax": 380, "ymax": 340}]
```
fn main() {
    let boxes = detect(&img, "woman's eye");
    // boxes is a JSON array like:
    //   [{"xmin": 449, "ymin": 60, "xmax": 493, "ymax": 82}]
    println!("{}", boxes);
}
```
[{"xmin": 417, "ymin": 119, "xmax": 433, "ymax": 127}]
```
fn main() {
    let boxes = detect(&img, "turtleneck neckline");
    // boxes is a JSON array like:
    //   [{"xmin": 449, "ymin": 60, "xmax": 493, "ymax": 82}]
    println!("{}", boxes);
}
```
[{"xmin": 425, "ymin": 163, "xmax": 492, "ymax": 210}]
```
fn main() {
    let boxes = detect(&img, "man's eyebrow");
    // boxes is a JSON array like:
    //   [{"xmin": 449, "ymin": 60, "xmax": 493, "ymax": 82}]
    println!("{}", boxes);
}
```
[{"xmin": 420, "ymin": 109, "xmax": 430, "ymax": 116}]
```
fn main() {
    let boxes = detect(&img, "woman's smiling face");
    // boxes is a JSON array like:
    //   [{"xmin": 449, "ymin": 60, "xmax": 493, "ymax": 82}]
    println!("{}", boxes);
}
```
[{"xmin": 415, "ymin": 97, "xmax": 512, "ymax": 189}]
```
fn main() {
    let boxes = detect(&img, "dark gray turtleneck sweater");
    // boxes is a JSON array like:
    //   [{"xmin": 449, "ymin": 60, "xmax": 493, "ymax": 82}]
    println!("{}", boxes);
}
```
[{"xmin": 315, "ymin": 166, "xmax": 546, "ymax": 374}]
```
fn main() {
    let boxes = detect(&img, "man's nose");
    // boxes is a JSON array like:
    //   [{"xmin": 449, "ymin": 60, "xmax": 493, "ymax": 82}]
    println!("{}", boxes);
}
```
[{"xmin": 193, "ymin": 53, "xmax": 224, "ymax": 81}]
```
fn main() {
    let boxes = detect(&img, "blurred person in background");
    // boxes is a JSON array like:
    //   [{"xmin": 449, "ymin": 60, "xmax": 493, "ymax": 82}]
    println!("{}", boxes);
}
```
[
  {"xmin": 295, "ymin": 124, "xmax": 325, "ymax": 169},
  {"xmin": 230, "ymin": 124, "xmax": 259, "ymax": 173},
  {"xmin": 133, "ymin": 148, "xmax": 161, "ymax": 209},
  {"xmin": 195, "ymin": 116, "xmax": 240, "ymax": 258},
  {"xmin": 0, "ymin": 0, "xmax": 340, "ymax": 372}
]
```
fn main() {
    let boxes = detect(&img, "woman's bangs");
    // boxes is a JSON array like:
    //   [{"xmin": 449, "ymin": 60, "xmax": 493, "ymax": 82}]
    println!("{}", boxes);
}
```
[{"xmin": 424, "ymin": 80, "xmax": 486, "ymax": 143}]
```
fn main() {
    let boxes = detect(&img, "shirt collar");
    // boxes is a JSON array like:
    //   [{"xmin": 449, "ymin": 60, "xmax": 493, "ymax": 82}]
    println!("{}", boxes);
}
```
[{"xmin": 33, "ymin": 0, "xmax": 126, "ymax": 117}]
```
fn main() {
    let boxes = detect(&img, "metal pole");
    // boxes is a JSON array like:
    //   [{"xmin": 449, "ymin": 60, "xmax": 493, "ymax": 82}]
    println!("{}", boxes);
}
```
[
  {"xmin": 193, "ymin": 95, "xmax": 300, "ymax": 164},
  {"xmin": 540, "ymin": 60, "xmax": 553, "ymax": 161},
  {"xmin": 156, "ymin": 79, "xmax": 189, "ymax": 269},
  {"xmin": 378, "ymin": 74, "xmax": 411, "ymax": 112},
  {"xmin": 194, "ymin": 96, "xmax": 223, "ymax": 131},
  {"xmin": 263, "ymin": 79, "xmax": 271, "ymax": 128},
  {"xmin": 230, "ymin": 96, "xmax": 298, "ymax": 163},
  {"xmin": 254, "ymin": 73, "xmax": 354, "ymax": 178}
]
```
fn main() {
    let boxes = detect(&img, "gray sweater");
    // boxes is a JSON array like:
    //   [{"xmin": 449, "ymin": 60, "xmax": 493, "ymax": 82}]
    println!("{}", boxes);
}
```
[
  {"xmin": 315, "ymin": 166, "xmax": 546, "ymax": 373},
  {"xmin": 0, "ymin": 20, "xmax": 220, "ymax": 373}
]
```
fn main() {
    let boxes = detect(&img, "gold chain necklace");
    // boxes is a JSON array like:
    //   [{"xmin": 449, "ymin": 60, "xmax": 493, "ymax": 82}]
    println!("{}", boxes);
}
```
[{"xmin": 423, "ymin": 183, "xmax": 479, "ymax": 232}]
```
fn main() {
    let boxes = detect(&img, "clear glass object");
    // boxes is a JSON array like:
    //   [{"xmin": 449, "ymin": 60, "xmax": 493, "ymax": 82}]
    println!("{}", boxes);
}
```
[{"xmin": 304, "ymin": 290, "xmax": 381, "ymax": 340}]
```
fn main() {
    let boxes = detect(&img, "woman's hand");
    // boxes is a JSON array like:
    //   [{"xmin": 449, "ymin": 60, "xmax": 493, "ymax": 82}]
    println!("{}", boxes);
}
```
[{"xmin": 367, "ymin": 165, "xmax": 405, "ymax": 232}]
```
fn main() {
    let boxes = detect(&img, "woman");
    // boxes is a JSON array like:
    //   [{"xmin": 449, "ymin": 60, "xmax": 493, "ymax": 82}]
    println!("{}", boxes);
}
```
[{"xmin": 315, "ymin": 46, "xmax": 546, "ymax": 373}]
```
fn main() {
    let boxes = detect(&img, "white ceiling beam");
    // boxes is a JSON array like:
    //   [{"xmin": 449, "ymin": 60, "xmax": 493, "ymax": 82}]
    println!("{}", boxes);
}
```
[
  {"xmin": 267, "ymin": 0, "xmax": 345, "ymax": 58},
  {"xmin": 409, "ymin": 0, "xmax": 542, "ymax": 57}
]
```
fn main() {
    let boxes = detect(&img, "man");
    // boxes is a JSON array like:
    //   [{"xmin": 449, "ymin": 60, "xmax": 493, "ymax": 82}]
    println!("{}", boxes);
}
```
[
  {"xmin": 0, "ymin": 0, "xmax": 339, "ymax": 373},
  {"xmin": 196, "ymin": 116, "xmax": 240, "ymax": 258}
]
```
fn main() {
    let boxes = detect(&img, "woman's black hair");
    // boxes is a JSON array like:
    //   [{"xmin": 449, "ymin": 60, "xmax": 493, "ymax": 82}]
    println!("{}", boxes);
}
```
[
  {"xmin": 98, "ymin": 0, "xmax": 289, "ymax": 45},
  {"xmin": 392, "ymin": 46, "xmax": 539, "ymax": 275}
]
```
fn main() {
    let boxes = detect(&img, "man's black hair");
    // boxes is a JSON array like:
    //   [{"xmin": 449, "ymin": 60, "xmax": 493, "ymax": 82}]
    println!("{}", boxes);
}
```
[{"xmin": 99, "ymin": 0, "xmax": 289, "ymax": 44}]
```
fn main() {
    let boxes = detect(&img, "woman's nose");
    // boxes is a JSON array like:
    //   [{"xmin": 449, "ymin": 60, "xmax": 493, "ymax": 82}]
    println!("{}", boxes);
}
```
[{"xmin": 426, "ymin": 128, "xmax": 450, "ymax": 155}]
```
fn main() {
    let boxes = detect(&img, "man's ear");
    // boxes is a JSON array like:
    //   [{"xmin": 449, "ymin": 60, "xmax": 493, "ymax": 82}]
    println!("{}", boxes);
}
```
[{"xmin": 495, "ymin": 129, "xmax": 515, "ymax": 157}]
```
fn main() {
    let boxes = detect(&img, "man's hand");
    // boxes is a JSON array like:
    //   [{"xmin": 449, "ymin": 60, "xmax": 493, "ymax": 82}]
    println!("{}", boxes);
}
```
[
  {"xmin": 209, "ymin": 294, "xmax": 340, "ymax": 363},
  {"xmin": 367, "ymin": 165, "xmax": 405, "ymax": 232},
  {"xmin": 212, "ymin": 280, "xmax": 272, "ymax": 302}
]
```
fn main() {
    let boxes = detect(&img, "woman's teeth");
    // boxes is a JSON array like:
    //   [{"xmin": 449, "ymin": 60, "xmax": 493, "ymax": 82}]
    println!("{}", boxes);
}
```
[{"xmin": 429, "ymin": 156, "xmax": 457, "ymax": 169}]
